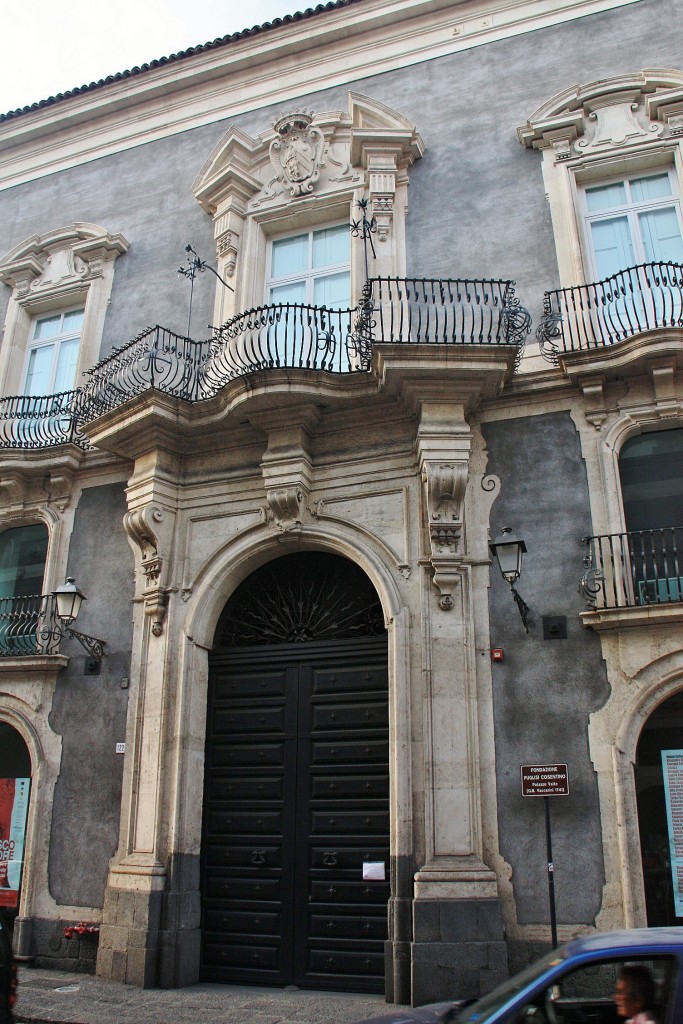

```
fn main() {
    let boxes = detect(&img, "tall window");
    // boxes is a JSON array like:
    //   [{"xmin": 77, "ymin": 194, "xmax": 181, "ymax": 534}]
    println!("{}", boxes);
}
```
[
  {"xmin": 24, "ymin": 308, "xmax": 84, "ymax": 397},
  {"xmin": 619, "ymin": 428, "xmax": 683, "ymax": 604},
  {"xmin": 0, "ymin": 525, "xmax": 48, "ymax": 601},
  {"xmin": 267, "ymin": 225, "xmax": 350, "ymax": 308},
  {"xmin": 584, "ymin": 172, "xmax": 683, "ymax": 280}
]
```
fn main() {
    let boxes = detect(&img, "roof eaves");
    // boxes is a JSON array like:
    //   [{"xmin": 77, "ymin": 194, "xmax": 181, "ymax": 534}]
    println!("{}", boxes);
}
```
[{"xmin": 0, "ymin": 0, "xmax": 362, "ymax": 123}]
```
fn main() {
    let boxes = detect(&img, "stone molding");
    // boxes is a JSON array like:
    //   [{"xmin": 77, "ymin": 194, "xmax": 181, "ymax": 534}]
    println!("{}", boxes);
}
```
[
  {"xmin": 0, "ymin": 0, "xmax": 642, "ymax": 191},
  {"xmin": 0, "ymin": 223, "xmax": 129, "ymax": 399},
  {"xmin": 518, "ymin": 70, "xmax": 683, "ymax": 289},
  {"xmin": 191, "ymin": 92, "xmax": 424, "ymax": 325}
]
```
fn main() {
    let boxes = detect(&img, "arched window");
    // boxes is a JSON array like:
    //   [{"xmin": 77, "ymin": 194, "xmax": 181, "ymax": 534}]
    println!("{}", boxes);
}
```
[{"xmin": 619, "ymin": 428, "xmax": 683, "ymax": 604}]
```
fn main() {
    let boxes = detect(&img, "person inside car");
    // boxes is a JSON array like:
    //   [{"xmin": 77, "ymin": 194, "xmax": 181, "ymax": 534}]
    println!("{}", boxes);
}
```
[{"xmin": 613, "ymin": 965, "xmax": 657, "ymax": 1024}]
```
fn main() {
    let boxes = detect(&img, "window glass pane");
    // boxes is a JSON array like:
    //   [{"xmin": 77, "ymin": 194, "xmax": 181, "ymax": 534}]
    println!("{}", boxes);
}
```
[
  {"xmin": 25, "ymin": 345, "xmax": 54, "ymax": 396},
  {"xmin": 62, "ymin": 308, "xmax": 85, "ymax": 333},
  {"xmin": 270, "ymin": 281, "xmax": 307, "ymax": 305},
  {"xmin": 0, "ymin": 524, "xmax": 48, "ymax": 599},
  {"xmin": 590, "ymin": 217, "xmax": 634, "ymax": 278},
  {"xmin": 313, "ymin": 271, "xmax": 351, "ymax": 309},
  {"xmin": 271, "ymin": 234, "xmax": 308, "ymax": 279},
  {"xmin": 630, "ymin": 174, "xmax": 672, "ymax": 202},
  {"xmin": 638, "ymin": 208, "xmax": 683, "ymax": 263},
  {"xmin": 53, "ymin": 338, "xmax": 79, "ymax": 392},
  {"xmin": 619, "ymin": 429, "xmax": 683, "ymax": 531},
  {"xmin": 586, "ymin": 182, "xmax": 627, "ymax": 212},
  {"xmin": 33, "ymin": 314, "xmax": 61, "ymax": 341},
  {"xmin": 312, "ymin": 225, "xmax": 349, "ymax": 269}
]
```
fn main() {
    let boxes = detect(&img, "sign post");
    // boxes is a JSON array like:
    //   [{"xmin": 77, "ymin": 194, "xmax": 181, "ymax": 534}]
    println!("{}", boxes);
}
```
[{"xmin": 521, "ymin": 763, "xmax": 569, "ymax": 949}]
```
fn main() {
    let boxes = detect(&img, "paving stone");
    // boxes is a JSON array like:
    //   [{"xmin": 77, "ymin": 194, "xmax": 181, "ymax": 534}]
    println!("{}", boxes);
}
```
[{"xmin": 16, "ymin": 967, "xmax": 397, "ymax": 1024}]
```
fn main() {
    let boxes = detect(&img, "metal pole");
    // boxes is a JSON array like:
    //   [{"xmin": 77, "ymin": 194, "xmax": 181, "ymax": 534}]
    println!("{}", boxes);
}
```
[{"xmin": 545, "ymin": 796, "xmax": 558, "ymax": 948}]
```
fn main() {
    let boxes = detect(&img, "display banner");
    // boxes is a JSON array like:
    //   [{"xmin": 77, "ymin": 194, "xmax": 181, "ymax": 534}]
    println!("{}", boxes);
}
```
[
  {"xmin": 661, "ymin": 749, "xmax": 683, "ymax": 917},
  {"xmin": 0, "ymin": 776, "xmax": 30, "ymax": 908}
]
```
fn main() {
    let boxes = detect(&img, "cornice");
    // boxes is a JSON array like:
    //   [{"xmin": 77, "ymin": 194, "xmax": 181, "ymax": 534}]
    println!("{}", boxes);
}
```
[{"xmin": 0, "ymin": 0, "xmax": 642, "ymax": 191}]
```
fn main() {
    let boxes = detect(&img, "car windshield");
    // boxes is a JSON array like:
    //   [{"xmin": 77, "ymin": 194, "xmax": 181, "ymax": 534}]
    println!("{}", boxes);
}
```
[{"xmin": 453, "ymin": 947, "xmax": 569, "ymax": 1023}]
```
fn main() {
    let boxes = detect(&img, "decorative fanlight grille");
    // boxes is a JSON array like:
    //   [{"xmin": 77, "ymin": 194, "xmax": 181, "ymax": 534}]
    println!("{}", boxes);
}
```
[{"xmin": 214, "ymin": 553, "xmax": 385, "ymax": 647}]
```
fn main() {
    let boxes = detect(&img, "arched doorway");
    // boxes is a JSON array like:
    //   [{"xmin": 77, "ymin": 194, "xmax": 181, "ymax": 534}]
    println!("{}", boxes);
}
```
[
  {"xmin": 0, "ymin": 722, "xmax": 31, "ymax": 924},
  {"xmin": 635, "ymin": 690, "xmax": 683, "ymax": 925},
  {"xmin": 200, "ymin": 552, "xmax": 389, "ymax": 992}
]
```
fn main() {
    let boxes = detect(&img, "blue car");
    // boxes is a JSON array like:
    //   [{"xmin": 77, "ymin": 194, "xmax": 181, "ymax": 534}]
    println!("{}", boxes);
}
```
[{"xmin": 353, "ymin": 928, "xmax": 683, "ymax": 1024}]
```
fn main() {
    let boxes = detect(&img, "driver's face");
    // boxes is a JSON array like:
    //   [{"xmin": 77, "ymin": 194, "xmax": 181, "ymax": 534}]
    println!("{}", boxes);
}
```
[{"xmin": 614, "ymin": 978, "xmax": 643, "ymax": 1019}]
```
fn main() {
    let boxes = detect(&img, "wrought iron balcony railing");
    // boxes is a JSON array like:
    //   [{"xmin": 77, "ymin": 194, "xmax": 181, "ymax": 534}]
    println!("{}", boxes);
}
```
[
  {"xmin": 580, "ymin": 527, "xmax": 683, "ymax": 610},
  {"xmin": 0, "ymin": 391, "xmax": 87, "ymax": 450},
  {"xmin": 0, "ymin": 281, "xmax": 531, "ymax": 450},
  {"xmin": 538, "ymin": 262, "xmax": 683, "ymax": 362},
  {"xmin": 367, "ymin": 277, "xmax": 530, "ymax": 349},
  {"xmin": 0, "ymin": 593, "xmax": 62, "ymax": 656}
]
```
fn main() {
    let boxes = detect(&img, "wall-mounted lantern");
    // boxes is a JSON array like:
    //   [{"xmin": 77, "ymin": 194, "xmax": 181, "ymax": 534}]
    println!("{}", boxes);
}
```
[
  {"xmin": 489, "ymin": 527, "xmax": 531, "ymax": 634},
  {"xmin": 52, "ymin": 578, "xmax": 107, "ymax": 664}
]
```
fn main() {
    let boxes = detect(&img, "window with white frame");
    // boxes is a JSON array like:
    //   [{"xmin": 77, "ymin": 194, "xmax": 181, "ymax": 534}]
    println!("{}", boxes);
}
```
[
  {"xmin": 24, "ymin": 308, "xmax": 84, "ymax": 397},
  {"xmin": 266, "ymin": 224, "xmax": 351, "ymax": 309},
  {"xmin": 583, "ymin": 171, "xmax": 683, "ymax": 281}
]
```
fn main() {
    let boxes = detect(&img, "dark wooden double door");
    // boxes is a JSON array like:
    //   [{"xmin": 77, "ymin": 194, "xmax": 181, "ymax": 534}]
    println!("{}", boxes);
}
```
[{"xmin": 201, "ymin": 636, "xmax": 390, "ymax": 991}]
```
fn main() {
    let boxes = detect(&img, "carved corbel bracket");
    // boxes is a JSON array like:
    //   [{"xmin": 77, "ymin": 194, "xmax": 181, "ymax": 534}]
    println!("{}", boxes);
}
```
[
  {"xmin": 123, "ymin": 505, "xmax": 169, "ymax": 590},
  {"xmin": 649, "ymin": 358, "xmax": 680, "ymax": 418},
  {"xmin": 143, "ymin": 589, "xmax": 170, "ymax": 637},
  {"xmin": 579, "ymin": 375, "xmax": 607, "ymax": 429},
  {"xmin": 266, "ymin": 485, "xmax": 307, "ymax": 532},
  {"xmin": 0, "ymin": 472, "xmax": 27, "ymax": 507},
  {"xmin": 421, "ymin": 460, "xmax": 469, "ymax": 610},
  {"xmin": 431, "ymin": 561, "xmax": 463, "ymax": 612},
  {"xmin": 422, "ymin": 461, "xmax": 468, "ymax": 556}
]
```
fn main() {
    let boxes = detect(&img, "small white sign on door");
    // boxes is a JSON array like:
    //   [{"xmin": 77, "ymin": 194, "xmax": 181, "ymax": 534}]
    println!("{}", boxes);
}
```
[{"xmin": 362, "ymin": 861, "xmax": 386, "ymax": 881}]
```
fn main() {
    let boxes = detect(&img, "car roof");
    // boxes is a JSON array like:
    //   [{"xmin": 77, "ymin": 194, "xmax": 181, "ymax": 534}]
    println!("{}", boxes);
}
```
[{"xmin": 563, "ymin": 929, "xmax": 683, "ymax": 957}]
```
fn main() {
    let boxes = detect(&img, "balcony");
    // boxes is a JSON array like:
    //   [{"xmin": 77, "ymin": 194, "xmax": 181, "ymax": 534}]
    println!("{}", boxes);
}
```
[
  {"xmin": 0, "ymin": 593, "xmax": 62, "ymax": 656},
  {"xmin": 0, "ymin": 279, "xmax": 530, "ymax": 451},
  {"xmin": 538, "ymin": 262, "xmax": 683, "ymax": 362},
  {"xmin": 580, "ymin": 527, "xmax": 683, "ymax": 611}
]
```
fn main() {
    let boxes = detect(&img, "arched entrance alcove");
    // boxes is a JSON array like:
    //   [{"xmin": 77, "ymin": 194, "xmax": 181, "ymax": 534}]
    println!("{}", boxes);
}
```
[
  {"xmin": 0, "ymin": 721, "xmax": 32, "ymax": 925},
  {"xmin": 200, "ymin": 551, "xmax": 390, "ymax": 992},
  {"xmin": 634, "ymin": 688, "xmax": 683, "ymax": 926}
]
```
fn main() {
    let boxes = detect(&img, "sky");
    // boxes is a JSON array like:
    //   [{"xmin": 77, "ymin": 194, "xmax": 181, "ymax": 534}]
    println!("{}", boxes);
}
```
[{"xmin": 1, "ymin": 0, "xmax": 309, "ymax": 115}]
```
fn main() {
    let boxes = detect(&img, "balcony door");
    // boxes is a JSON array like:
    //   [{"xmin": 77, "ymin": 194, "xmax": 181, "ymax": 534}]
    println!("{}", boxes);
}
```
[
  {"xmin": 619, "ymin": 428, "xmax": 683, "ymax": 604},
  {"xmin": 584, "ymin": 173, "xmax": 683, "ymax": 336},
  {"xmin": 0, "ymin": 525, "xmax": 48, "ymax": 653}
]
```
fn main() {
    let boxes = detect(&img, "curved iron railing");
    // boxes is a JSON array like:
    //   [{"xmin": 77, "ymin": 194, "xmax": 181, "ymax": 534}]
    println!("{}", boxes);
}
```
[
  {"xmin": 538, "ymin": 262, "xmax": 683, "ymax": 362},
  {"xmin": 0, "ymin": 282, "xmax": 531, "ymax": 450},
  {"xmin": 207, "ymin": 303, "xmax": 362, "ymax": 386},
  {"xmin": 580, "ymin": 527, "xmax": 683, "ymax": 610},
  {"xmin": 0, "ymin": 391, "xmax": 87, "ymax": 449},
  {"xmin": 82, "ymin": 325, "xmax": 212, "ymax": 412},
  {"xmin": 0, "ymin": 593, "xmax": 61, "ymax": 656},
  {"xmin": 368, "ymin": 277, "xmax": 530, "ymax": 349}
]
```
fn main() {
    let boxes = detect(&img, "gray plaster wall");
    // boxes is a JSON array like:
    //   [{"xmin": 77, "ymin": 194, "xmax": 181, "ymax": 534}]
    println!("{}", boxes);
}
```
[
  {"xmin": 48, "ymin": 482, "xmax": 134, "ymax": 909},
  {"xmin": 1, "ymin": 0, "xmax": 682, "ymax": 351},
  {"xmin": 481, "ymin": 412, "xmax": 609, "ymax": 925}
]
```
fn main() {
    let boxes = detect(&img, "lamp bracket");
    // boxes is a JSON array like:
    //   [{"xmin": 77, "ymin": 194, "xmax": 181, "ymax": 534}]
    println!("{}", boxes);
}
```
[
  {"xmin": 510, "ymin": 584, "xmax": 531, "ymax": 634},
  {"xmin": 66, "ymin": 628, "xmax": 107, "ymax": 660}
]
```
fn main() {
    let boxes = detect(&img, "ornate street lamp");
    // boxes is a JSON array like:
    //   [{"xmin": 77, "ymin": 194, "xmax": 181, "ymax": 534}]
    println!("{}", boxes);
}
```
[
  {"xmin": 489, "ymin": 527, "xmax": 531, "ymax": 633},
  {"xmin": 52, "ymin": 578, "xmax": 107, "ymax": 662}
]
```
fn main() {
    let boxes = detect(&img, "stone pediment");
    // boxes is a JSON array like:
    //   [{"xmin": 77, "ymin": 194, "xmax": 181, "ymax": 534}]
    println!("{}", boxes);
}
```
[
  {"xmin": 191, "ymin": 92, "xmax": 425, "ymax": 216},
  {"xmin": 518, "ymin": 69, "xmax": 683, "ymax": 156}
]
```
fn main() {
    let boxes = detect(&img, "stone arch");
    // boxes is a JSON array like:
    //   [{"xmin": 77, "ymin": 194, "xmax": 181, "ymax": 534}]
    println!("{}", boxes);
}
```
[
  {"xmin": 609, "ymin": 652, "xmax": 683, "ymax": 926},
  {"xmin": 169, "ymin": 522, "xmax": 412, "ymax": 990}
]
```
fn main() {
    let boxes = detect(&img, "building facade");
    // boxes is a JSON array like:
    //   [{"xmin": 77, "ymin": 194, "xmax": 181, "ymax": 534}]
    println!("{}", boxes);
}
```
[{"xmin": 0, "ymin": 0, "xmax": 682, "ymax": 1006}]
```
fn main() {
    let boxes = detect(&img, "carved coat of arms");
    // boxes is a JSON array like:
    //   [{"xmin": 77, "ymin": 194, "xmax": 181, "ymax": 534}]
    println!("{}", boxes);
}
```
[{"xmin": 269, "ymin": 111, "xmax": 326, "ymax": 197}]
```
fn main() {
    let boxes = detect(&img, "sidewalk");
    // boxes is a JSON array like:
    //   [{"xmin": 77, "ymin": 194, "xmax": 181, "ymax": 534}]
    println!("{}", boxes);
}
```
[{"xmin": 16, "ymin": 966, "xmax": 405, "ymax": 1024}]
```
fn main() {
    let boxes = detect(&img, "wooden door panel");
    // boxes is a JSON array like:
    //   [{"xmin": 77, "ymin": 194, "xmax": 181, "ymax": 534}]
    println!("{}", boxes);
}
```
[{"xmin": 201, "ymin": 638, "xmax": 389, "ymax": 991}]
